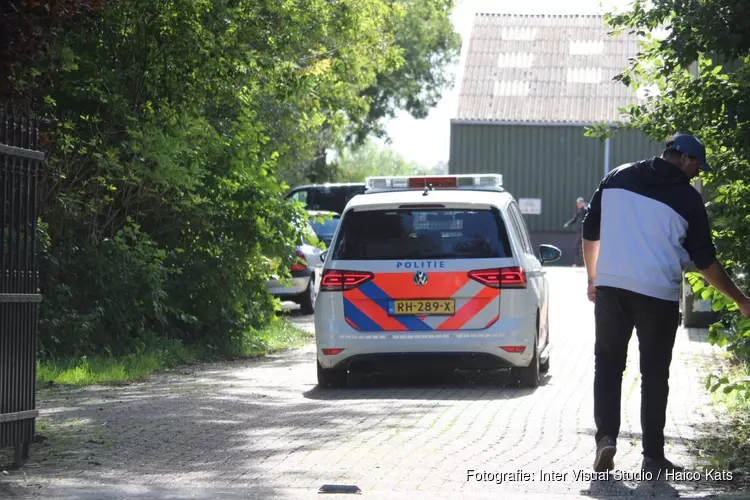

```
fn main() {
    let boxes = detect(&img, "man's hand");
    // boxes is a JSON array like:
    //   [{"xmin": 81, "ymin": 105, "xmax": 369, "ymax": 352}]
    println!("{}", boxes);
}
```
[
  {"xmin": 587, "ymin": 283, "xmax": 596, "ymax": 303},
  {"xmin": 738, "ymin": 296, "xmax": 750, "ymax": 318},
  {"xmin": 583, "ymin": 239, "xmax": 600, "ymax": 304},
  {"xmin": 699, "ymin": 261, "xmax": 750, "ymax": 318}
]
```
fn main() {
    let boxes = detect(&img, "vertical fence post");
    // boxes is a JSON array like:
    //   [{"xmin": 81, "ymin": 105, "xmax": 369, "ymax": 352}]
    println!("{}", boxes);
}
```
[{"xmin": 603, "ymin": 136, "xmax": 611, "ymax": 177}]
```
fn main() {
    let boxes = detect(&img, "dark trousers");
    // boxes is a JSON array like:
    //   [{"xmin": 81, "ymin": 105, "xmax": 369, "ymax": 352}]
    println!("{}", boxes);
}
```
[{"xmin": 594, "ymin": 286, "xmax": 680, "ymax": 459}]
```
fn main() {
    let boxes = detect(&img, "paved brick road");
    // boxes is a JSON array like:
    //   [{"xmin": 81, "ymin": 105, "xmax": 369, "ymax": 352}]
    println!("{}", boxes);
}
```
[{"xmin": 1, "ymin": 268, "xmax": 747, "ymax": 499}]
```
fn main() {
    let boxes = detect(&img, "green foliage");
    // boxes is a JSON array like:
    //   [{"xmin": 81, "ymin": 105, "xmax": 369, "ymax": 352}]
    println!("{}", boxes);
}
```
[
  {"xmin": 37, "ymin": 337, "xmax": 195, "ymax": 386},
  {"xmin": 595, "ymin": 0, "xmax": 750, "ymax": 398},
  {"xmin": 697, "ymin": 360, "xmax": 750, "ymax": 472},
  {"xmin": 38, "ymin": 219, "xmax": 177, "ymax": 358},
  {"xmin": 688, "ymin": 272, "xmax": 750, "ymax": 401},
  {"xmin": 0, "ymin": 0, "xmax": 103, "ymax": 100},
  {"xmin": 277, "ymin": 0, "xmax": 461, "ymax": 184},
  {"xmin": 348, "ymin": 0, "xmax": 462, "ymax": 143},
  {"xmin": 16, "ymin": 0, "xmax": 455, "ymax": 359},
  {"xmin": 331, "ymin": 139, "xmax": 432, "ymax": 182},
  {"xmin": 36, "ymin": 318, "xmax": 310, "ymax": 386}
]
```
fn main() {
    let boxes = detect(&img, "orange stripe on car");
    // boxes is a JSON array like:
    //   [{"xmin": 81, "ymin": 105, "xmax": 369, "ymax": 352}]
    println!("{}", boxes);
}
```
[
  {"xmin": 437, "ymin": 287, "xmax": 500, "ymax": 330},
  {"xmin": 344, "ymin": 288, "xmax": 408, "ymax": 331}
]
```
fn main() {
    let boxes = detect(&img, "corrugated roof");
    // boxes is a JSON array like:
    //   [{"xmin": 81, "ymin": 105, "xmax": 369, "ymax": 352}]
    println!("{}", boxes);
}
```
[{"xmin": 454, "ymin": 13, "xmax": 642, "ymax": 124}]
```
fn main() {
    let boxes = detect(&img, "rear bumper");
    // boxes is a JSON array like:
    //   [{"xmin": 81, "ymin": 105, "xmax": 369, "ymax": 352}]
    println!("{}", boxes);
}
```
[
  {"xmin": 266, "ymin": 270, "xmax": 312, "ymax": 297},
  {"xmin": 315, "ymin": 326, "xmax": 536, "ymax": 371},
  {"xmin": 321, "ymin": 352, "xmax": 520, "ymax": 372}
]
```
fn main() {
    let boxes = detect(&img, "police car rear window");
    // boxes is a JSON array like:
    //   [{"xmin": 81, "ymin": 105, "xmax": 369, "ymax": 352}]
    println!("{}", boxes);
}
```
[{"xmin": 331, "ymin": 208, "xmax": 513, "ymax": 260}]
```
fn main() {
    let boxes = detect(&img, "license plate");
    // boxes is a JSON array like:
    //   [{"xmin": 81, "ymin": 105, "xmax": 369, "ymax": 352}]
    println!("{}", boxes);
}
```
[{"xmin": 389, "ymin": 299, "xmax": 455, "ymax": 316}]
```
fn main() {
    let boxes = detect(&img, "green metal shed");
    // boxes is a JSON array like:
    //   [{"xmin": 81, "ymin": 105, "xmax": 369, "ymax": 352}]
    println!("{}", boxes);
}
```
[{"xmin": 449, "ymin": 13, "xmax": 665, "ymax": 265}]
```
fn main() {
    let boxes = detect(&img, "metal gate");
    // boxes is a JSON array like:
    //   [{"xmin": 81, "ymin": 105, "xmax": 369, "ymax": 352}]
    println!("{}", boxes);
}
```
[{"xmin": 1, "ymin": 104, "xmax": 43, "ymax": 466}]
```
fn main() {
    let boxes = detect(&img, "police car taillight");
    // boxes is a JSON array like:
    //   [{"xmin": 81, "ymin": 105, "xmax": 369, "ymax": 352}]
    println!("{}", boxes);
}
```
[
  {"xmin": 365, "ymin": 174, "xmax": 503, "ymax": 192},
  {"xmin": 320, "ymin": 270, "xmax": 374, "ymax": 291},
  {"xmin": 468, "ymin": 267, "xmax": 527, "ymax": 289}
]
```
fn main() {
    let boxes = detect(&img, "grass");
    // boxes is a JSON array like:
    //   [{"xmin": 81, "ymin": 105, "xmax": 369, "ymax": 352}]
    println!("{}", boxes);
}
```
[
  {"xmin": 235, "ymin": 316, "xmax": 312, "ymax": 357},
  {"xmin": 696, "ymin": 358, "xmax": 750, "ymax": 477},
  {"xmin": 36, "ymin": 317, "xmax": 312, "ymax": 387},
  {"xmin": 37, "ymin": 341, "xmax": 191, "ymax": 386}
]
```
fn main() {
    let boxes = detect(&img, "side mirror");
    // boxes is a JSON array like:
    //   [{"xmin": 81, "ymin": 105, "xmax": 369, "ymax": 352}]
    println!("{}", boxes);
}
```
[
  {"xmin": 320, "ymin": 250, "xmax": 328, "ymax": 263},
  {"xmin": 539, "ymin": 244, "xmax": 562, "ymax": 265}
]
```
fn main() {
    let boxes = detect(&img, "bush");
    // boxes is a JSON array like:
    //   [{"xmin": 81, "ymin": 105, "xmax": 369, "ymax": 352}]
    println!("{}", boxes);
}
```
[{"xmin": 38, "ymin": 220, "xmax": 176, "ymax": 359}]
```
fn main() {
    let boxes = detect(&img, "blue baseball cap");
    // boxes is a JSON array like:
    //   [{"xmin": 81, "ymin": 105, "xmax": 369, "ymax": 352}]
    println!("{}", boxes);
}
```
[{"xmin": 666, "ymin": 133, "xmax": 712, "ymax": 172}]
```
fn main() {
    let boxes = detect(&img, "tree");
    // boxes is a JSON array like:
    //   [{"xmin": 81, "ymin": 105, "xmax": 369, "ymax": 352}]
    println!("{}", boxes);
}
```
[
  {"xmin": 0, "ymin": 0, "xmax": 102, "ymax": 101},
  {"xmin": 280, "ymin": 0, "xmax": 461, "ymax": 184},
  {"xmin": 331, "ymin": 140, "xmax": 431, "ymax": 182},
  {"xmin": 21, "ymin": 0, "xmax": 408, "ymax": 357},
  {"xmin": 348, "ymin": 0, "xmax": 462, "ymax": 144},
  {"xmin": 593, "ymin": 0, "xmax": 750, "ymax": 398}
]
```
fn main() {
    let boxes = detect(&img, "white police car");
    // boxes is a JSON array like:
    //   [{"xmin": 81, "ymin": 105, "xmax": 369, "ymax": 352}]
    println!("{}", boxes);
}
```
[{"xmin": 313, "ymin": 174, "xmax": 562, "ymax": 388}]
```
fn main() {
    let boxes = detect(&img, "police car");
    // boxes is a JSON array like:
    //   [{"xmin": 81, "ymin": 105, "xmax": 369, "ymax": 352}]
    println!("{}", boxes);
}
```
[{"xmin": 313, "ymin": 174, "xmax": 562, "ymax": 388}]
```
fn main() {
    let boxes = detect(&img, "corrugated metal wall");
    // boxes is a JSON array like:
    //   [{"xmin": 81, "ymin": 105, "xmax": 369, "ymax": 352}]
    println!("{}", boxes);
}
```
[
  {"xmin": 449, "ymin": 122, "xmax": 665, "ymax": 232},
  {"xmin": 608, "ymin": 128, "xmax": 664, "ymax": 171},
  {"xmin": 449, "ymin": 122, "xmax": 665, "ymax": 265},
  {"xmin": 449, "ymin": 123, "xmax": 604, "ymax": 232}
]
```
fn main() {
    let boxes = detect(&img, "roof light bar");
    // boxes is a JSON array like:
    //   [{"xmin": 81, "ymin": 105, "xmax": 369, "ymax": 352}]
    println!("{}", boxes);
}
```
[{"xmin": 365, "ymin": 174, "xmax": 503, "ymax": 192}]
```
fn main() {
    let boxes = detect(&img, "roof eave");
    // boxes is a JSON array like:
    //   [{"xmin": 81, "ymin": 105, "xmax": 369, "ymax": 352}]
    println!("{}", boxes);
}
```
[{"xmin": 450, "ymin": 119, "xmax": 627, "ymax": 127}]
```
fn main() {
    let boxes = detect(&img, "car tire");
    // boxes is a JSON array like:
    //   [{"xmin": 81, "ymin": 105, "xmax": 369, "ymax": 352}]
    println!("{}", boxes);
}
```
[
  {"xmin": 317, "ymin": 361, "xmax": 347, "ymax": 389},
  {"xmin": 540, "ymin": 313, "xmax": 550, "ymax": 373},
  {"xmin": 540, "ymin": 354, "xmax": 550, "ymax": 374},
  {"xmin": 515, "ymin": 341, "xmax": 540, "ymax": 388},
  {"xmin": 298, "ymin": 275, "xmax": 317, "ymax": 315}
]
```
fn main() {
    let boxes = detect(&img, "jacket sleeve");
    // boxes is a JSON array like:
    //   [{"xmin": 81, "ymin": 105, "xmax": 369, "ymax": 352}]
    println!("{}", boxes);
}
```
[
  {"xmin": 682, "ymin": 195, "xmax": 717, "ymax": 270},
  {"xmin": 582, "ymin": 183, "xmax": 603, "ymax": 241}
]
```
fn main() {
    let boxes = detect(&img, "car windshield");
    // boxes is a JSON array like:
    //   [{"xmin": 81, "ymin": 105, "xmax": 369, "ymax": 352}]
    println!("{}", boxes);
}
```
[
  {"xmin": 309, "ymin": 215, "xmax": 339, "ymax": 237},
  {"xmin": 331, "ymin": 208, "xmax": 513, "ymax": 260}
]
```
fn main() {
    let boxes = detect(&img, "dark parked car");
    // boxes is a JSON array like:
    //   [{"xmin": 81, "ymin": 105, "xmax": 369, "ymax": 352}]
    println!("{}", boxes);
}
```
[
  {"xmin": 285, "ymin": 183, "xmax": 366, "ymax": 214},
  {"xmin": 307, "ymin": 210, "xmax": 340, "ymax": 248}
]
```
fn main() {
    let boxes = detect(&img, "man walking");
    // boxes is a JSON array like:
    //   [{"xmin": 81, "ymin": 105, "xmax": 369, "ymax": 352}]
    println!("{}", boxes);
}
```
[
  {"xmin": 581, "ymin": 133, "xmax": 750, "ymax": 473},
  {"xmin": 564, "ymin": 197, "xmax": 589, "ymax": 266}
]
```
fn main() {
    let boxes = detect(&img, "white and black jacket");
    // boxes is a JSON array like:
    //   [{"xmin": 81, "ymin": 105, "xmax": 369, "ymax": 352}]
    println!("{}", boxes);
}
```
[{"xmin": 582, "ymin": 157, "xmax": 717, "ymax": 302}]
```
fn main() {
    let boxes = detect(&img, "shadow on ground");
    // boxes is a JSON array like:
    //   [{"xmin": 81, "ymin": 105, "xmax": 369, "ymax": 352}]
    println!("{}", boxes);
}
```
[
  {"xmin": 1, "ymin": 332, "xmax": 747, "ymax": 500},
  {"xmin": 303, "ymin": 368, "xmax": 554, "ymax": 400},
  {"xmin": 573, "ymin": 424, "xmax": 750, "ymax": 498},
  {"xmin": 1, "ymin": 356, "xmax": 548, "ymax": 489}
]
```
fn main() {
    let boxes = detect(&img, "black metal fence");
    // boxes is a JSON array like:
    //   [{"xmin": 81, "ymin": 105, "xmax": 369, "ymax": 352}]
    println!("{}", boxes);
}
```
[{"xmin": 1, "ymin": 104, "xmax": 43, "ymax": 467}]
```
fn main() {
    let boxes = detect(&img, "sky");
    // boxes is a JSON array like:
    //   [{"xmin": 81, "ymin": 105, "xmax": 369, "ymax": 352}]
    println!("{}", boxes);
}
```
[{"xmin": 381, "ymin": 0, "xmax": 634, "ymax": 168}]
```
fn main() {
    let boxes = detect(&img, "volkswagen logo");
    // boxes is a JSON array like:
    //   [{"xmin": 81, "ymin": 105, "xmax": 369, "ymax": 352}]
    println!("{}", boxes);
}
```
[{"xmin": 413, "ymin": 271, "xmax": 428, "ymax": 286}]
